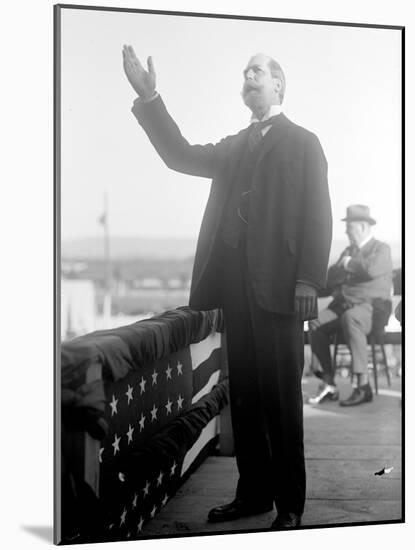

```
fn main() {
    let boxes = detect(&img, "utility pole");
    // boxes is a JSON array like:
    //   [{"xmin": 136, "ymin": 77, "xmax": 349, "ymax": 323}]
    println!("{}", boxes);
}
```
[{"xmin": 99, "ymin": 192, "xmax": 112, "ymax": 327}]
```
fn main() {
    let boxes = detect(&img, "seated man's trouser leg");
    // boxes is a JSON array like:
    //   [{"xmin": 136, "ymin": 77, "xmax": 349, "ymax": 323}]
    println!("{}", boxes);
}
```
[
  {"xmin": 221, "ymin": 239, "xmax": 305, "ymax": 515},
  {"xmin": 310, "ymin": 303, "xmax": 374, "ymax": 382},
  {"xmin": 310, "ymin": 308, "xmax": 340, "ymax": 385},
  {"xmin": 340, "ymin": 303, "xmax": 373, "ymax": 375}
]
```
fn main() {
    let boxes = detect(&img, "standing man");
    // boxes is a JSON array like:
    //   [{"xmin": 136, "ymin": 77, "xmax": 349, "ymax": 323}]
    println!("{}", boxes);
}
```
[
  {"xmin": 308, "ymin": 205, "xmax": 393, "ymax": 406},
  {"xmin": 122, "ymin": 46, "xmax": 332, "ymax": 530}
]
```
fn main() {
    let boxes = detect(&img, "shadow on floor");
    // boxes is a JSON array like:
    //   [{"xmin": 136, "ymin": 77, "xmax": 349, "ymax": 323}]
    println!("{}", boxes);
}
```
[{"xmin": 21, "ymin": 525, "xmax": 53, "ymax": 543}]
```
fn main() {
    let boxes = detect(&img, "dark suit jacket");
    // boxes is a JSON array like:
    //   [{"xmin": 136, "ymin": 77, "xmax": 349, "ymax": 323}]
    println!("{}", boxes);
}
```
[
  {"xmin": 327, "ymin": 238, "xmax": 393, "ymax": 311},
  {"xmin": 132, "ymin": 96, "xmax": 332, "ymax": 315}
]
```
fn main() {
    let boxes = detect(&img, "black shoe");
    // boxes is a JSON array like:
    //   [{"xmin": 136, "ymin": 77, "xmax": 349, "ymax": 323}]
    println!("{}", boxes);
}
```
[
  {"xmin": 339, "ymin": 384, "xmax": 373, "ymax": 407},
  {"xmin": 207, "ymin": 498, "xmax": 273, "ymax": 523},
  {"xmin": 308, "ymin": 384, "xmax": 339, "ymax": 405},
  {"xmin": 271, "ymin": 512, "xmax": 302, "ymax": 530}
]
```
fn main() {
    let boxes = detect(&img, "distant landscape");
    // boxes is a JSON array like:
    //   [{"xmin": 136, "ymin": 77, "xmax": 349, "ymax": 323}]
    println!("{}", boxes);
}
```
[
  {"xmin": 61, "ymin": 235, "xmax": 402, "ymax": 267},
  {"xmin": 61, "ymin": 236, "xmax": 198, "ymax": 260},
  {"xmin": 61, "ymin": 235, "xmax": 402, "ymax": 327}
]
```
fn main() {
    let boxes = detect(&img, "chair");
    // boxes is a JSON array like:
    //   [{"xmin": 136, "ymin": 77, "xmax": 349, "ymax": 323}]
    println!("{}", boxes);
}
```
[{"xmin": 331, "ymin": 298, "xmax": 392, "ymax": 394}]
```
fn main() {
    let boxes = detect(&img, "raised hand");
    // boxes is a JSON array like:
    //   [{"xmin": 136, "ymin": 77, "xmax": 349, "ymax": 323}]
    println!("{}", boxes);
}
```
[{"xmin": 122, "ymin": 45, "xmax": 156, "ymax": 100}]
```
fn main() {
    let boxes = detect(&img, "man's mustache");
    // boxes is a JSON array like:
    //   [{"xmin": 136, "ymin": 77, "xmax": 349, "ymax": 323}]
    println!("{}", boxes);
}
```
[{"xmin": 242, "ymin": 81, "xmax": 261, "ymax": 96}]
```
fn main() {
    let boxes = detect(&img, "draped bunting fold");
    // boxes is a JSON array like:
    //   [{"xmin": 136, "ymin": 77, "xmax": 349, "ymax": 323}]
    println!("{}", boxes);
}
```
[
  {"xmin": 60, "ymin": 307, "xmax": 227, "ymax": 543},
  {"xmin": 62, "ymin": 307, "xmax": 224, "ymax": 386}
]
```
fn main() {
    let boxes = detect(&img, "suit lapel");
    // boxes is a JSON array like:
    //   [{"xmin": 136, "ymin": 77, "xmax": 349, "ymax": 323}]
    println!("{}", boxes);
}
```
[
  {"xmin": 360, "ymin": 237, "xmax": 375, "ymax": 253},
  {"xmin": 226, "ymin": 126, "xmax": 250, "ymax": 184}
]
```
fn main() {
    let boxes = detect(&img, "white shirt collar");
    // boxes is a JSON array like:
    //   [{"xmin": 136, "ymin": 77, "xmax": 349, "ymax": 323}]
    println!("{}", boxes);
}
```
[
  {"xmin": 358, "ymin": 234, "xmax": 373, "ymax": 249},
  {"xmin": 250, "ymin": 104, "xmax": 283, "ymax": 124}
]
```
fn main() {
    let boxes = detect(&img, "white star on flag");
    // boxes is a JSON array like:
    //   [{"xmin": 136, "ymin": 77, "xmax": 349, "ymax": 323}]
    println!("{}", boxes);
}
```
[
  {"xmin": 120, "ymin": 508, "xmax": 127, "ymax": 526},
  {"xmin": 150, "ymin": 505, "xmax": 157, "ymax": 518},
  {"xmin": 157, "ymin": 471, "xmax": 164, "ymax": 486},
  {"xmin": 143, "ymin": 480, "xmax": 150, "ymax": 497},
  {"xmin": 112, "ymin": 434, "xmax": 121, "ymax": 455},
  {"xmin": 138, "ymin": 412, "xmax": 146, "ymax": 431},
  {"xmin": 126, "ymin": 424, "xmax": 134, "ymax": 444},
  {"xmin": 150, "ymin": 404, "xmax": 158, "ymax": 421},
  {"xmin": 177, "ymin": 394, "xmax": 184, "ymax": 410},
  {"xmin": 110, "ymin": 394, "xmax": 118, "ymax": 416},
  {"xmin": 177, "ymin": 361, "xmax": 183, "ymax": 375},
  {"xmin": 151, "ymin": 369, "xmax": 158, "ymax": 385},
  {"xmin": 170, "ymin": 461, "xmax": 177, "ymax": 476},
  {"xmin": 99, "ymin": 447, "xmax": 104, "ymax": 463},
  {"xmin": 137, "ymin": 516, "xmax": 144, "ymax": 533},
  {"xmin": 132, "ymin": 493, "xmax": 138, "ymax": 508},
  {"xmin": 165, "ymin": 364, "xmax": 172, "ymax": 380},
  {"xmin": 165, "ymin": 398, "xmax": 173, "ymax": 415},
  {"xmin": 139, "ymin": 376, "xmax": 146, "ymax": 394},
  {"xmin": 125, "ymin": 385, "xmax": 134, "ymax": 404},
  {"xmin": 162, "ymin": 494, "xmax": 169, "ymax": 506}
]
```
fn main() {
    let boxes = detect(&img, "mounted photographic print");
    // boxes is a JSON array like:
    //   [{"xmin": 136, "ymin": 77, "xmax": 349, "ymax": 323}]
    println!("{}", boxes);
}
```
[{"xmin": 55, "ymin": 3, "xmax": 404, "ymax": 545}]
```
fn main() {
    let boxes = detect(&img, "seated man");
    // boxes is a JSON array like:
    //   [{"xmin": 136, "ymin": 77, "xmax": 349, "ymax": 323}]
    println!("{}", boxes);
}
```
[{"xmin": 308, "ymin": 205, "xmax": 393, "ymax": 406}]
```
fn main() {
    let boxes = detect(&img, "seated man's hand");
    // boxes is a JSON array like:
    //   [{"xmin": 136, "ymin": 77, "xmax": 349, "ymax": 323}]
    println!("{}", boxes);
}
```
[
  {"xmin": 122, "ymin": 45, "xmax": 156, "ymax": 100},
  {"xmin": 295, "ymin": 282, "xmax": 318, "ymax": 321},
  {"xmin": 308, "ymin": 318, "xmax": 320, "ymax": 331},
  {"xmin": 308, "ymin": 307, "xmax": 339, "ymax": 331},
  {"xmin": 338, "ymin": 255, "xmax": 352, "ymax": 270}
]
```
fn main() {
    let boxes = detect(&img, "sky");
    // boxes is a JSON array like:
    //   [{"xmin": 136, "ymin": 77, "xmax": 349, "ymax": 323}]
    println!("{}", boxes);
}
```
[{"xmin": 60, "ymin": 7, "xmax": 402, "ymax": 246}]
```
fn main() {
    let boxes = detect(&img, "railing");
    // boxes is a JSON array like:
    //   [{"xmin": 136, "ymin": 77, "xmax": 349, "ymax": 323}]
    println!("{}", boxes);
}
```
[{"xmin": 59, "ymin": 306, "xmax": 229, "ymax": 544}]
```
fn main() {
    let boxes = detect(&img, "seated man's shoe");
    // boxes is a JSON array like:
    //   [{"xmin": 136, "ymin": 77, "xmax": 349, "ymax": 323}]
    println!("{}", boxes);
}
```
[
  {"xmin": 207, "ymin": 497, "xmax": 273, "ymax": 523},
  {"xmin": 308, "ymin": 383, "xmax": 339, "ymax": 405},
  {"xmin": 339, "ymin": 384, "xmax": 373, "ymax": 407},
  {"xmin": 271, "ymin": 512, "xmax": 302, "ymax": 530}
]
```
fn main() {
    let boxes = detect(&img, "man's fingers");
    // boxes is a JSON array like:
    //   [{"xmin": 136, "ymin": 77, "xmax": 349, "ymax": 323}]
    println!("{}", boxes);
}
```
[
  {"xmin": 127, "ymin": 45, "xmax": 136, "ymax": 58},
  {"xmin": 296, "ymin": 297, "xmax": 304, "ymax": 319},
  {"xmin": 295, "ymin": 289, "xmax": 318, "ymax": 319},
  {"xmin": 123, "ymin": 44, "xmax": 133, "ymax": 62},
  {"xmin": 147, "ymin": 56, "xmax": 155, "ymax": 76},
  {"xmin": 129, "ymin": 45, "xmax": 142, "ymax": 67},
  {"xmin": 305, "ymin": 297, "xmax": 314, "ymax": 319},
  {"xmin": 295, "ymin": 295, "xmax": 316, "ymax": 320},
  {"xmin": 300, "ymin": 298, "xmax": 306, "ymax": 319},
  {"xmin": 125, "ymin": 45, "xmax": 143, "ymax": 70}
]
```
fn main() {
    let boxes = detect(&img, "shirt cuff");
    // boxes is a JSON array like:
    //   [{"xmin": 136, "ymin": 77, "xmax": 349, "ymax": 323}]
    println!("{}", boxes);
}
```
[{"xmin": 133, "ymin": 92, "xmax": 159, "ymax": 106}]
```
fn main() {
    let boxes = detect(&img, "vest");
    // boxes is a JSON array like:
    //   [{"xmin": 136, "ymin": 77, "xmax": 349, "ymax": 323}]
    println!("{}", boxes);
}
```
[{"xmin": 221, "ymin": 135, "xmax": 265, "ymax": 248}]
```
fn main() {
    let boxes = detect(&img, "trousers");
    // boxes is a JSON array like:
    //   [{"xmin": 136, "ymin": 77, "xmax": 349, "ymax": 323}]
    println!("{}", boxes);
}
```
[
  {"xmin": 219, "ymin": 238, "xmax": 306, "ymax": 514},
  {"xmin": 310, "ymin": 303, "xmax": 373, "ymax": 385}
]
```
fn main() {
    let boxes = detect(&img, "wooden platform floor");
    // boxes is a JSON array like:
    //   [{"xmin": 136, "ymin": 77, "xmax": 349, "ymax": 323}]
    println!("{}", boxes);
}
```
[{"xmin": 142, "ymin": 375, "xmax": 402, "ymax": 536}]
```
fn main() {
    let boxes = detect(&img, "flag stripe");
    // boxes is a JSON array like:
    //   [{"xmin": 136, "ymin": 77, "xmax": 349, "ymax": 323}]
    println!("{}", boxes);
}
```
[
  {"xmin": 180, "ymin": 417, "xmax": 219, "ymax": 476},
  {"xmin": 191, "ymin": 347, "xmax": 222, "ymax": 396},
  {"xmin": 192, "ymin": 370, "xmax": 221, "ymax": 404},
  {"xmin": 189, "ymin": 332, "xmax": 221, "ymax": 370}
]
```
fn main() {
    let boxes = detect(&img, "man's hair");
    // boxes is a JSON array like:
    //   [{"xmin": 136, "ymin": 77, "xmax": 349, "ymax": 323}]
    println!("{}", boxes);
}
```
[{"xmin": 268, "ymin": 58, "xmax": 286, "ymax": 103}]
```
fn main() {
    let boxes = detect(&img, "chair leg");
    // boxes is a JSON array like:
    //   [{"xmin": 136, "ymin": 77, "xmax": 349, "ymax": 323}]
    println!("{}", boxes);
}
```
[
  {"xmin": 380, "ymin": 343, "xmax": 391, "ymax": 388},
  {"xmin": 371, "ymin": 341, "xmax": 378, "ymax": 395},
  {"xmin": 331, "ymin": 333, "xmax": 339, "ymax": 373}
]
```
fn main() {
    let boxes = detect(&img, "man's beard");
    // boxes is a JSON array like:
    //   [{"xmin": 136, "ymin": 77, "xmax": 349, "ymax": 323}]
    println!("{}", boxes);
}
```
[{"xmin": 242, "ymin": 85, "xmax": 268, "ymax": 113}]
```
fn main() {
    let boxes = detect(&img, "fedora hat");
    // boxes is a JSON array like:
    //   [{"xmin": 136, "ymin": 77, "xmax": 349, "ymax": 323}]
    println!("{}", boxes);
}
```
[{"xmin": 342, "ymin": 204, "xmax": 376, "ymax": 225}]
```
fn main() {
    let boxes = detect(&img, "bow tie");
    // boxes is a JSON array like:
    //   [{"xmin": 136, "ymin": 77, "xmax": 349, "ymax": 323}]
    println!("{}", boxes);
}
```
[{"xmin": 247, "ymin": 115, "xmax": 280, "ymax": 151}]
